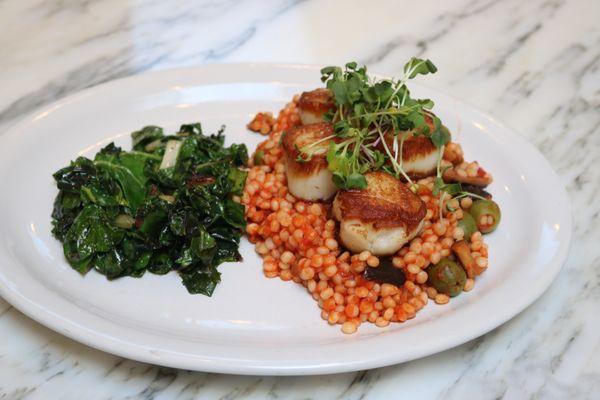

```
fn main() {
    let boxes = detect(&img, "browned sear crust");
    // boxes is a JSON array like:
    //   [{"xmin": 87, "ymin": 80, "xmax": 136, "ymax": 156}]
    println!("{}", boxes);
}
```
[
  {"xmin": 298, "ymin": 88, "xmax": 335, "ymax": 115},
  {"xmin": 335, "ymin": 171, "xmax": 426, "ymax": 230},
  {"xmin": 402, "ymin": 135, "xmax": 436, "ymax": 163},
  {"xmin": 402, "ymin": 113, "xmax": 440, "ymax": 169},
  {"xmin": 377, "ymin": 112, "xmax": 443, "ymax": 179},
  {"xmin": 282, "ymin": 122, "xmax": 334, "ymax": 175},
  {"xmin": 380, "ymin": 132, "xmax": 436, "ymax": 166}
]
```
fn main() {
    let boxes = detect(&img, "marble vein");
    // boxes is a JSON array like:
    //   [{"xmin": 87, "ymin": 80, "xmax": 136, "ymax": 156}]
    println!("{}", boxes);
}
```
[{"xmin": 0, "ymin": 0, "xmax": 599, "ymax": 399}]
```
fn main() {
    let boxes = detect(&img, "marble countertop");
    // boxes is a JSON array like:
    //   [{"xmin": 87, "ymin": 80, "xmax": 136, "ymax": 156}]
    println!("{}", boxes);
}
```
[{"xmin": 1, "ymin": 0, "xmax": 598, "ymax": 398}]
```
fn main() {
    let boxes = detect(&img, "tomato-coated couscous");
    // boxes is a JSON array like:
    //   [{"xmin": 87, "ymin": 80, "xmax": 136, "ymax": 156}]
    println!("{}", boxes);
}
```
[{"xmin": 243, "ymin": 97, "xmax": 491, "ymax": 334}]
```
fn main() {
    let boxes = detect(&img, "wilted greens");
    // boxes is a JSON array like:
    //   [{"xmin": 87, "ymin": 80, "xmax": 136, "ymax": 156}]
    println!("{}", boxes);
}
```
[{"xmin": 51, "ymin": 123, "xmax": 248, "ymax": 296}]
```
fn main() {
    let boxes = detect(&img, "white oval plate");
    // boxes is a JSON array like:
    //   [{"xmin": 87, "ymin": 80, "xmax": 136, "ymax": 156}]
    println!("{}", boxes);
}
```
[{"xmin": 0, "ymin": 64, "xmax": 571, "ymax": 375}]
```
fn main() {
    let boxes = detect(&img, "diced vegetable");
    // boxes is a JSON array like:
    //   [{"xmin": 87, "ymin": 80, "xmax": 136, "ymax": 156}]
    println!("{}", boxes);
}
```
[{"xmin": 451, "ymin": 240, "xmax": 484, "ymax": 278}]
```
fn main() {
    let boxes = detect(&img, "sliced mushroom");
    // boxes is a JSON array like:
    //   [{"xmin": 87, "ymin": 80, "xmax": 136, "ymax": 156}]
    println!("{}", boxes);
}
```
[
  {"xmin": 443, "ymin": 167, "xmax": 492, "ymax": 187},
  {"xmin": 451, "ymin": 240, "xmax": 485, "ymax": 278}
]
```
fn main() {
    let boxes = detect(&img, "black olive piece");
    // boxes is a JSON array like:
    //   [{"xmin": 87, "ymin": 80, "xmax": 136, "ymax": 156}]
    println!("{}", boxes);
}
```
[{"xmin": 364, "ymin": 257, "xmax": 406, "ymax": 286}]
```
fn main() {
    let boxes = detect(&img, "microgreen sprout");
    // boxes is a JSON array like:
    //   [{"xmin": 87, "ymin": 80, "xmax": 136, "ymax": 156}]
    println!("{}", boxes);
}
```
[{"xmin": 303, "ymin": 58, "xmax": 448, "ymax": 190}]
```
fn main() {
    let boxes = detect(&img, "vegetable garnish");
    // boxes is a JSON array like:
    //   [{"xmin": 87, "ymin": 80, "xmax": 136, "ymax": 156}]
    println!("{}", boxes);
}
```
[
  {"xmin": 297, "ymin": 59, "xmax": 449, "ymax": 191},
  {"xmin": 51, "ymin": 123, "xmax": 248, "ymax": 296}
]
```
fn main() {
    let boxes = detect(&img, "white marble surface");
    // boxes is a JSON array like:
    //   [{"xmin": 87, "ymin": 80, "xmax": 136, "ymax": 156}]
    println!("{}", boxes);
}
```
[{"xmin": 0, "ymin": 0, "xmax": 598, "ymax": 398}]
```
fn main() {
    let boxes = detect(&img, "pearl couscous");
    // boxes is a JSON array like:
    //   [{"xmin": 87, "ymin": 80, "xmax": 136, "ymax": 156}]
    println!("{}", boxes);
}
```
[{"xmin": 243, "ymin": 96, "xmax": 494, "ymax": 334}]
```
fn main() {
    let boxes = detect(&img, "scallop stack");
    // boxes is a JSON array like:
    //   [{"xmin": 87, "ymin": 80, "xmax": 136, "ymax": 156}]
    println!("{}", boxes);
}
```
[{"xmin": 282, "ymin": 89, "xmax": 434, "ymax": 256}]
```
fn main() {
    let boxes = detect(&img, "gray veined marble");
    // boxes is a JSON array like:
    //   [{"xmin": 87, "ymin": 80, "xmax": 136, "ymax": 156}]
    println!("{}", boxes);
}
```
[{"xmin": 0, "ymin": 0, "xmax": 599, "ymax": 398}]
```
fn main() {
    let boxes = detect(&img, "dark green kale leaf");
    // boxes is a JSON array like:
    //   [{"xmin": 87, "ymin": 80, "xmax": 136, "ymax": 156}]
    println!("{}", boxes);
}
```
[
  {"xmin": 94, "ymin": 144, "xmax": 151, "ymax": 211},
  {"xmin": 51, "ymin": 192, "xmax": 82, "ymax": 240},
  {"xmin": 61, "ymin": 204, "xmax": 124, "ymax": 273},
  {"xmin": 178, "ymin": 123, "xmax": 203, "ymax": 136},
  {"xmin": 227, "ymin": 167, "xmax": 248, "ymax": 196},
  {"xmin": 131, "ymin": 126, "xmax": 164, "ymax": 151},
  {"xmin": 180, "ymin": 267, "xmax": 221, "ymax": 297},
  {"xmin": 223, "ymin": 199, "xmax": 246, "ymax": 229},
  {"xmin": 53, "ymin": 157, "xmax": 96, "ymax": 193}
]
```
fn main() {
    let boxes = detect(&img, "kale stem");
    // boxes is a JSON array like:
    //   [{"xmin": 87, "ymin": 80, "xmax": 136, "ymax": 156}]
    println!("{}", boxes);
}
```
[
  {"xmin": 128, "ymin": 151, "xmax": 162, "ymax": 161},
  {"xmin": 95, "ymin": 160, "xmax": 144, "ymax": 187},
  {"xmin": 194, "ymin": 158, "xmax": 231, "ymax": 171}
]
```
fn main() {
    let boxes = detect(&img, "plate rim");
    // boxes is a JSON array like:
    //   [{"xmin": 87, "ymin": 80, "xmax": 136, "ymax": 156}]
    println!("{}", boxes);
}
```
[{"xmin": 0, "ymin": 63, "xmax": 573, "ymax": 375}]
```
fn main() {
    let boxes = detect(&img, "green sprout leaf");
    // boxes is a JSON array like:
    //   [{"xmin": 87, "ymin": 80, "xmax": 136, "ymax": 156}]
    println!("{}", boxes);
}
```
[
  {"xmin": 430, "ymin": 126, "xmax": 451, "ymax": 148},
  {"xmin": 404, "ymin": 58, "xmax": 438, "ymax": 79},
  {"xmin": 346, "ymin": 173, "xmax": 368, "ymax": 189},
  {"xmin": 318, "ymin": 58, "xmax": 443, "ymax": 188}
]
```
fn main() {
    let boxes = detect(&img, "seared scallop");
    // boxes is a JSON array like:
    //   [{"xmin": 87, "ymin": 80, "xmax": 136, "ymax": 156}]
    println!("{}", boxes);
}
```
[
  {"xmin": 282, "ymin": 122, "xmax": 337, "ymax": 201},
  {"xmin": 381, "ymin": 113, "xmax": 447, "ymax": 179},
  {"xmin": 400, "ymin": 134, "xmax": 438, "ymax": 178},
  {"xmin": 298, "ymin": 88, "xmax": 335, "ymax": 125},
  {"xmin": 332, "ymin": 171, "xmax": 426, "ymax": 256}
]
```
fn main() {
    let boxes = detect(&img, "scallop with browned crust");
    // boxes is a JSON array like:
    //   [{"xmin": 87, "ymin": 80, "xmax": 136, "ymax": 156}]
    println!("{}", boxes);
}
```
[
  {"xmin": 298, "ymin": 88, "xmax": 335, "ymax": 125},
  {"xmin": 399, "ymin": 134, "xmax": 438, "ymax": 179},
  {"xmin": 379, "ymin": 113, "xmax": 449, "ymax": 179},
  {"xmin": 282, "ymin": 122, "xmax": 338, "ymax": 201},
  {"xmin": 332, "ymin": 171, "xmax": 426, "ymax": 255}
]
